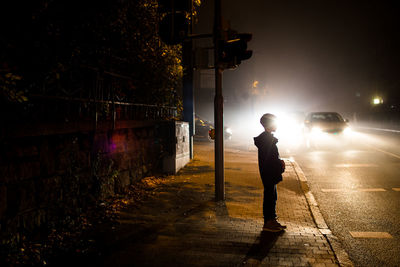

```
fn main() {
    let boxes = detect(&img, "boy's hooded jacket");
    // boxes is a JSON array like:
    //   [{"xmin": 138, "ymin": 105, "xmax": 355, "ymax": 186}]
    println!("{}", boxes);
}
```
[{"xmin": 254, "ymin": 131, "xmax": 284, "ymax": 185}]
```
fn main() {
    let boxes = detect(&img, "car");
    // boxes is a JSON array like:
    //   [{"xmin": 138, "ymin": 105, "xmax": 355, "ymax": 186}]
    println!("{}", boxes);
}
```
[
  {"xmin": 194, "ymin": 115, "xmax": 232, "ymax": 141},
  {"xmin": 303, "ymin": 112, "xmax": 352, "ymax": 148}
]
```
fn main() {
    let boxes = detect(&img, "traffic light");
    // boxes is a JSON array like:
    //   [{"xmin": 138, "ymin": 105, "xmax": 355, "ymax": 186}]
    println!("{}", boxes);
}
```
[{"xmin": 219, "ymin": 33, "xmax": 253, "ymax": 69}]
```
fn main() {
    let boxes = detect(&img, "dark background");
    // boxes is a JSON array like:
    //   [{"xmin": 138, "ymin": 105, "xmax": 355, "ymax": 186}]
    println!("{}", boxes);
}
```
[{"xmin": 193, "ymin": 0, "xmax": 400, "ymax": 126}]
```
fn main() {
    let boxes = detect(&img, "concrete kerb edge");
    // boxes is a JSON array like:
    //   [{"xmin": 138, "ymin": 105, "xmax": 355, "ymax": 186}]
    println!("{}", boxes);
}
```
[{"xmin": 289, "ymin": 159, "xmax": 354, "ymax": 267}]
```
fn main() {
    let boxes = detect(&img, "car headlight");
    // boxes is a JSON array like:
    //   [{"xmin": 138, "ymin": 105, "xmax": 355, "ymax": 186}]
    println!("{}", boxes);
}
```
[
  {"xmin": 311, "ymin": 127, "xmax": 322, "ymax": 134},
  {"xmin": 343, "ymin": 127, "xmax": 352, "ymax": 135},
  {"xmin": 225, "ymin": 127, "xmax": 232, "ymax": 135}
]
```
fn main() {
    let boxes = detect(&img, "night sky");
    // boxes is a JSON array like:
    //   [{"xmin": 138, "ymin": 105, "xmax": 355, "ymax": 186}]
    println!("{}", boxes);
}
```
[{"xmin": 194, "ymin": 1, "xmax": 400, "ymax": 122}]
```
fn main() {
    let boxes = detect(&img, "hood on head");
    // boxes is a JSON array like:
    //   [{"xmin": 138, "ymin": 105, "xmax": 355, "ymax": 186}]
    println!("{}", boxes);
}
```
[{"xmin": 254, "ymin": 132, "xmax": 278, "ymax": 149}]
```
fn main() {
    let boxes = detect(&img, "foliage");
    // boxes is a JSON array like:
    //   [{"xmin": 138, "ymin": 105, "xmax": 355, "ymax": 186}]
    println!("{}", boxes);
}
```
[
  {"xmin": 0, "ymin": 175, "xmax": 168, "ymax": 266},
  {"xmin": 0, "ymin": 0, "xmax": 195, "ymax": 107},
  {"xmin": 91, "ymin": 153, "xmax": 119, "ymax": 199},
  {"xmin": 0, "ymin": 72, "xmax": 27, "ymax": 102},
  {"xmin": 0, "ymin": 197, "xmax": 118, "ymax": 266}
]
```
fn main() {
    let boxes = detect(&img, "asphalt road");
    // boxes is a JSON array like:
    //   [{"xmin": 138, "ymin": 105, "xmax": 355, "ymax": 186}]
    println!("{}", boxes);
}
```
[{"xmin": 281, "ymin": 129, "xmax": 400, "ymax": 267}]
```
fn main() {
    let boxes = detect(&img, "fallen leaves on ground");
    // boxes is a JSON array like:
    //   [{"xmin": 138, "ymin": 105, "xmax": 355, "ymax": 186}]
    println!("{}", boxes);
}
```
[{"xmin": 1, "ymin": 175, "xmax": 171, "ymax": 266}]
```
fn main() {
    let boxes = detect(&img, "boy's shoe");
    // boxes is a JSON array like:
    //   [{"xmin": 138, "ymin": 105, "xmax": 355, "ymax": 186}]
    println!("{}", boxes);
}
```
[
  {"xmin": 262, "ymin": 220, "xmax": 285, "ymax": 232},
  {"xmin": 273, "ymin": 220, "xmax": 287, "ymax": 229}
]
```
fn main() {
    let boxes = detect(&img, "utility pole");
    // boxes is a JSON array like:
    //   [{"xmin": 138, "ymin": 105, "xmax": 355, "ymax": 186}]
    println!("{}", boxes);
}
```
[
  {"xmin": 183, "ymin": 0, "xmax": 194, "ymax": 159},
  {"xmin": 183, "ymin": 40, "xmax": 194, "ymax": 159},
  {"xmin": 214, "ymin": 0, "xmax": 225, "ymax": 201}
]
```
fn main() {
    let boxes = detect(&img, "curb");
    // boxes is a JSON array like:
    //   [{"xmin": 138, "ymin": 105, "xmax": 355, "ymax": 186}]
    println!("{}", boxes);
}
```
[{"xmin": 290, "ymin": 159, "xmax": 354, "ymax": 267}]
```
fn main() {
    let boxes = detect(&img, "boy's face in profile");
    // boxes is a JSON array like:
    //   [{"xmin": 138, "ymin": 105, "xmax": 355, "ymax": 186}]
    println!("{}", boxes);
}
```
[
  {"xmin": 264, "ymin": 120, "xmax": 277, "ymax": 132},
  {"xmin": 270, "ymin": 121, "xmax": 277, "ymax": 132},
  {"xmin": 267, "ymin": 122, "xmax": 277, "ymax": 132}
]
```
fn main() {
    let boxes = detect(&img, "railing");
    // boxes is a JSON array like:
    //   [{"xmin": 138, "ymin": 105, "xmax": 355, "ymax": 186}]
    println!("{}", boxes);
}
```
[
  {"xmin": 1, "ymin": 65, "xmax": 178, "ymax": 125},
  {"xmin": 1, "ymin": 94, "xmax": 177, "ymax": 123}
]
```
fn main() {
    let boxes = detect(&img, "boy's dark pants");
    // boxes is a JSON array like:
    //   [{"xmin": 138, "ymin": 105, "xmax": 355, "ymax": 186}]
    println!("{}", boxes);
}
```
[{"xmin": 263, "ymin": 183, "xmax": 277, "ymax": 221}]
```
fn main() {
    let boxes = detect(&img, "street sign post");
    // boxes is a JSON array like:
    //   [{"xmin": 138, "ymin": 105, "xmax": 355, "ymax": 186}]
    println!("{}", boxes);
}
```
[{"xmin": 214, "ymin": 0, "xmax": 225, "ymax": 201}]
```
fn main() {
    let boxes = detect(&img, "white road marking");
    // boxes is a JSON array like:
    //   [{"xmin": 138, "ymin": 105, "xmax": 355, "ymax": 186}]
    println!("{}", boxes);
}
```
[
  {"xmin": 350, "ymin": 232, "xmax": 393, "ymax": 239},
  {"xmin": 357, "ymin": 126, "xmax": 400, "ymax": 133},
  {"xmin": 393, "ymin": 188, "xmax": 400, "ymax": 191},
  {"xmin": 358, "ymin": 188, "xmax": 386, "ymax": 192},
  {"xmin": 321, "ymin": 189, "xmax": 345, "ymax": 192},
  {"xmin": 334, "ymin": 163, "xmax": 378, "ymax": 168},
  {"xmin": 321, "ymin": 188, "xmax": 386, "ymax": 192},
  {"xmin": 367, "ymin": 145, "xmax": 400, "ymax": 160}
]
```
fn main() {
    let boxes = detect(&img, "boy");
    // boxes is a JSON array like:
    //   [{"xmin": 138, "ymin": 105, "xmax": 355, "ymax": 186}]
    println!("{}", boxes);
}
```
[{"xmin": 254, "ymin": 113, "xmax": 286, "ymax": 232}]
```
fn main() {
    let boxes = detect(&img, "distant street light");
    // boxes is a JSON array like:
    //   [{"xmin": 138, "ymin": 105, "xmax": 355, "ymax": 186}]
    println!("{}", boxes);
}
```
[
  {"xmin": 372, "ymin": 97, "xmax": 383, "ymax": 105},
  {"xmin": 252, "ymin": 80, "xmax": 259, "ymax": 88}
]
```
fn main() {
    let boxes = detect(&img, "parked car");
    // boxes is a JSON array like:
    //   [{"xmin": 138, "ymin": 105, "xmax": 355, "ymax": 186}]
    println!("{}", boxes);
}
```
[
  {"xmin": 303, "ymin": 112, "xmax": 352, "ymax": 148},
  {"xmin": 195, "ymin": 115, "xmax": 232, "ymax": 141}
]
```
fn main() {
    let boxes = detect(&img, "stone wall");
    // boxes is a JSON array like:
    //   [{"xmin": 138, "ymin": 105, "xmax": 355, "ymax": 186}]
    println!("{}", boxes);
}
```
[{"xmin": 0, "ymin": 120, "xmax": 176, "ymax": 245}]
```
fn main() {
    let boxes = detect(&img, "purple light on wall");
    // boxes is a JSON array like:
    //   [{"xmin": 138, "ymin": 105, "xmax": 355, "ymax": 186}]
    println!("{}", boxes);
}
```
[{"xmin": 109, "ymin": 142, "xmax": 117, "ymax": 152}]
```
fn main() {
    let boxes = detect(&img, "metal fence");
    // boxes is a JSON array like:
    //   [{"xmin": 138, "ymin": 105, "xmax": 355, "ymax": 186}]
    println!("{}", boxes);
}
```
[
  {"xmin": 1, "ymin": 66, "xmax": 178, "ymax": 125},
  {"xmin": 26, "ymin": 94, "xmax": 177, "ymax": 122}
]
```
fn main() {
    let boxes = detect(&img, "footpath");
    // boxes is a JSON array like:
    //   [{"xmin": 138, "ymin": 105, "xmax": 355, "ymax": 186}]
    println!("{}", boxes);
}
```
[{"xmin": 84, "ymin": 141, "xmax": 352, "ymax": 267}]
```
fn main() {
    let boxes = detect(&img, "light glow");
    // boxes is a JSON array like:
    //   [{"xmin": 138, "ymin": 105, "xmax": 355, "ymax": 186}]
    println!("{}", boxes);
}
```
[
  {"xmin": 343, "ymin": 127, "xmax": 352, "ymax": 135},
  {"xmin": 275, "ymin": 113, "xmax": 304, "ymax": 148},
  {"xmin": 373, "ymin": 97, "xmax": 383, "ymax": 105},
  {"xmin": 311, "ymin": 127, "xmax": 323, "ymax": 135}
]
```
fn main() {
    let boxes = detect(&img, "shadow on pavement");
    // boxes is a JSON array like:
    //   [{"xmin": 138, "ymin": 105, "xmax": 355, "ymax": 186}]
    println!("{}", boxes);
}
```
[
  {"xmin": 243, "ymin": 230, "xmax": 283, "ymax": 265},
  {"xmin": 279, "ymin": 178, "xmax": 304, "ymax": 196},
  {"xmin": 177, "ymin": 164, "xmax": 214, "ymax": 175}
]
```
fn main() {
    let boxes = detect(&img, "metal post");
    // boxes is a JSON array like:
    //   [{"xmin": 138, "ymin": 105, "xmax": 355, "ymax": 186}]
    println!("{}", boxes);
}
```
[
  {"xmin": 214, "ymin": 0, "xmax": 225, "ymax": 201},
  {"xmin": 183, "ymin": 40, "xmax": 194, "ymax": 159},
  {"xmin": 182, "ymin": 0, "xmax": 195, "ymax": 159}
]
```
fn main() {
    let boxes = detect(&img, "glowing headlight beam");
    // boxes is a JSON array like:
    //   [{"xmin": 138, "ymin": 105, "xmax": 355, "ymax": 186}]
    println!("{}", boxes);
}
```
[
  {"xmin": 343, "ymin": 127, "xmax": 352, "ymax": 135},
  {"xmin": 311, "ymin": 127, "xmax": 322, "ymax": 134}
]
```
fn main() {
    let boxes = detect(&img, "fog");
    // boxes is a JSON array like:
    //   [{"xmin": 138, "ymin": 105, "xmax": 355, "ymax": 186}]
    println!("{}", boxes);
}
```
[{"xmin": 193, "ymin": 0, "xmax": 400, "ymax": 143}]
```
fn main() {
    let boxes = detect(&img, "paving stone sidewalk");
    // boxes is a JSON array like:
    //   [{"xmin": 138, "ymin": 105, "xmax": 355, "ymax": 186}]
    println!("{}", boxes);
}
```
[{"xmin": 95, "ymin": 142, "xmax": 341, "ymax": 266}]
